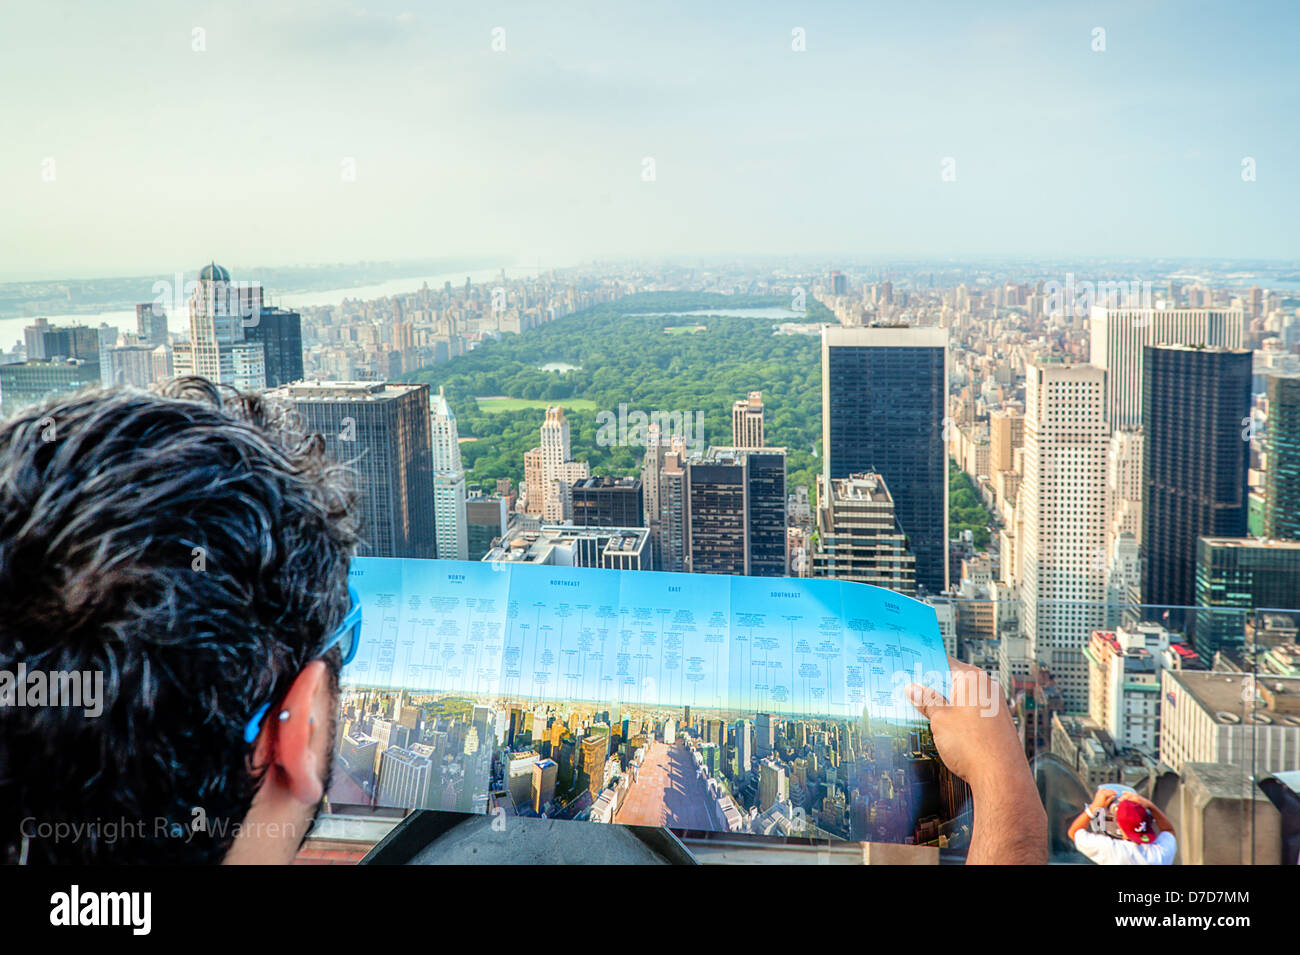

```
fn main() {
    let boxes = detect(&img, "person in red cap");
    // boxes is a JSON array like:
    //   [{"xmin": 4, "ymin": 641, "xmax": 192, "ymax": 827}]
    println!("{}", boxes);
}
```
[{"xmin": 1067, "ymin": 787, "xmax": 1177, "ymax": 864}]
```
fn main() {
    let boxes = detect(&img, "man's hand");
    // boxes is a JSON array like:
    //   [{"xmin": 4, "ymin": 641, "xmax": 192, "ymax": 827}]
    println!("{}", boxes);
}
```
[
  {"xmin": 906, "ymin": 658, "xmax": 1024, "ymax": 794},
  {"xmin": 1091, "ymin": 788, "xmax": 1118, "ymax": 812},
  {"xmin": 907, "ymin": 658, "xmax": 1047, "ymax": 864},
  {"xmin": 1069, "ymin": 787, "xmax": 1116, "ymax": 842}
]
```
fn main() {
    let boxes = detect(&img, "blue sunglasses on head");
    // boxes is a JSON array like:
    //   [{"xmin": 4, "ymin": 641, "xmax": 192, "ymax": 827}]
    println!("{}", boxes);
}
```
[{"xmin": 243, "ymin": 585, "xmax": 362, "ymax": 745}]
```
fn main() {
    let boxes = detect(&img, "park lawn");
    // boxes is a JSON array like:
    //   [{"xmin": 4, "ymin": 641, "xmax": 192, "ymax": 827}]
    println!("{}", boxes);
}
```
[{"xmin": 474, "ymin": 395, "xmax": 600, "ymax": 413}]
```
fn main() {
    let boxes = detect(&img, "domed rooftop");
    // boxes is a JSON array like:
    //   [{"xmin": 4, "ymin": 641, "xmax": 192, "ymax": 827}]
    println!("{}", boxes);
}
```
[{"xmin": 199, "ymin": 262, "xmax": 231, "ymax": 282}]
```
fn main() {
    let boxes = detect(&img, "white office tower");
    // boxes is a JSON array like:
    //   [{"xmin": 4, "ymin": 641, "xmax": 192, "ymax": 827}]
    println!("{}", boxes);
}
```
[
  {"xmin": 1089, "ymin": 305, "xmax": 1243, "ymax": 431},
  {"xmin": 538, "ymin": 406, "xmax": 589, "ymax": 522},
  {"xmin": 1104, "ymin": 533, "xmax": 1141, "ymax": 628},
  {"xmin": 1020, "ymin": 362, "xmax": 1108, "ymax": 712},
  {"xmin": 754, "ymin": 713, "xmax": 775, "ymax": 757},
  {"xmin": 1107, "ymin": 430, "xmax": 1143, "ymax": 550},
  {"xmin": 430, "ymin": 387, "xmax": 468, "ymax": 560},
  {"xmin": 172, "ymin": 263, "xmax": 266, "ymax": 390},
  {"xmin": 642, "ymin": 423, "xmax": 663, "ymax": 565},
  {"xmin": 735, "ymin": 719, "xmax": 753, "ymax": 773},
  {"xmin": 758, "ymin": 758, "xmax": 788, "ymax": 812},
  {"xmin": 1104, "ymin": 430, "xmax": 1143, "ymax": 629}
]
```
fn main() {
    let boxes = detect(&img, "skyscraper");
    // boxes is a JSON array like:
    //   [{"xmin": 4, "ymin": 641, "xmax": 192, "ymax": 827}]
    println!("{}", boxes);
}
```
[
  {"xmin": 745, "ymin": 449, "xmax": 788, "ymax": 576},
  {"xmin": 684, "ymin": 447, "xmax": 787, "ymax": 576},
  {"xmin": 244, "ymin": 306, "xmax": 304, "ymax": 387},
  {"xmin": 171, "ymin": 263, "xmax": 267, "ymax": 391},
  {"xmin": 642, "ymin": 427, "xmax": 688, "ymax": 572},
  {"xmin": 734, "ymin": 719, "xmax": 753, "ymax": 773},
  {"xmin": 523, "ymin": 448, "xmax": 544, "ymax": 517},
  {"xmin": 525, "ymin": 406, "xmax": 589, "ymax": 521},
  {"xmin": 136, "ymin": 303, "xmax": 169, "ymax": 348},
  {"xmin": 754, "ymin": 713, "xmax": 775, "ymax": 757},
  {"xmin": 822, "ymin": 325, "xmax": 948, "ymax": 592},
  {"xmin": 580, "ymin": 733, "xmax": 609, "ymax": 797},
  {"xmin": 811, "ymin": 472, "xmax": 916, "ymax": 595},
  {"xmin": 1141, "ymin": 346, "xmax": 1251, "ymax": 625},
  {"xmin": 375, "ymin": 745, "xmax": 435, "ymax": 809},
  {"xmin": 1195, "ymin": 538, "xmax": 1300, "ymax": 656},
  {"xmin": 731, "ymin": 390, "xmax": 765, "ymax": 448},
  {"xmin": 266, "ymin": 381, "xmax": 437, "ymax": 558},
  {"xmin": 540, "ymin": 405, "xmax": 571, "ymax": 521},
  {"xmin": 466, "ymin": 494, "xmax": 508, "ymax": 561},
  {"xmin": 1107, "ymin": 430, "xmax": 1144, "ymax": 549},
  {"xmin": 23, "ymin": 318, "xmax": 65, "ymax": 361},
  {"xmin": 531, "ymin": 758, "xmax": 558, "ymax": 814},
  {"xmin": 1264, "ymin": 373, "xmax": 1300, "ymax": 540},
  {"xmin": 430, "ymin": 388, "xmax": 468, "ymax": 560},
  {"xmin": 570, "ymin": 476, "xmax": 644, "ymax": 528},
  {"xmin": 758, "ymin": 757, "xmax": 788, "ymax": 811},
  {"xmin": 988, "ymin": 409, "xmax": 1023, "ymax": 474},
  {"xmin": 23, "ymin": 319, "xmax": 100, "ymax": 363},
  {"xmin": 1090, "ymin": 305, "xmax": 1243, "ymax": 431},
  {"xmin": 657, "ymin": 448, "xmax": 687, "ymax": 573},
  {"xmin": 1020, "ymin": 362, "xmax": 1108, "ymax": 712},
  {"xmin": 642, "ymin": 423, "xmax": 664, "ymax": 560},
  {"xmin": 102, "ymin": 344, "xmax": 162, "ymax": 389}
]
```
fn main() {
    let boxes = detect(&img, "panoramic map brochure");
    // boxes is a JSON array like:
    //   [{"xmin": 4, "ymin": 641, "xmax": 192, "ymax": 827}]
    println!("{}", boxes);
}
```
[{"xmin": 329, "ymin": 557, "xmax": 967, "ymax": 847}]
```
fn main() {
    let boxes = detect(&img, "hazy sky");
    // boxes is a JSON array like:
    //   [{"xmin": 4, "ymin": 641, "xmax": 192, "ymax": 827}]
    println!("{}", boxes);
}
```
[{"xmin": 2, "ymin": 0, "xmax": 1297, "ymax": 280}]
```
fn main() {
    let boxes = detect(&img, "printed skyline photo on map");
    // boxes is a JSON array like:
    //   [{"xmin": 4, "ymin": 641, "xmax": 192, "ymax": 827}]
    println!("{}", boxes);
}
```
[{"xmin": 327, "ymin": 558, "xmax": 971, "ymax": 848}]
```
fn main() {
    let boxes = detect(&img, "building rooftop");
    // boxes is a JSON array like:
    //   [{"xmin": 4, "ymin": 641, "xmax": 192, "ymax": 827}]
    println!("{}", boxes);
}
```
[
  {"xmin": 698, "ymin": 445, "xmax": 787, "ymax": 465},
  {"xmin": 1150, "ymin": 343, "xmax": 1252, "ymax": 355},
  {"xmin": 1181, "ymin": 760, "xmax": 1277, "ymax": 800},
  {"xmin": 822, "ymin": 324, "xmax": 948, "ymax": 347},
  {"xmin": 1199, "ymin": 536, "xmax": 1300, "ymax": 551},
  {"xmin": 1166, "ymin": 670, "xmax": 1300, "ymax": 725},
  {"xmin": 267, "ymin": 380, "xmax": 425, "ymax": 401},
  {"xmin": 572, "ymin": 475, "xmax": 641, "ymax": 490},
  {"xmin": 484, "ymin": 523, "xmax": 648, "ymax": 565},
  {"xmin": 827, "ymin": 472, "xmax": 895, "ymax": 504},
  {"xmin": 381, "ymin": 746, "xmax": 430, "ymax": 767}
]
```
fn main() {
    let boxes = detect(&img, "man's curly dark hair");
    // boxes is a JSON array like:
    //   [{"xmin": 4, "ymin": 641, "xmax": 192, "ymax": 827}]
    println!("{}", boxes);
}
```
[{"xmin": 0, "ymin": 377, "xmax": 359, "ymax": 864}]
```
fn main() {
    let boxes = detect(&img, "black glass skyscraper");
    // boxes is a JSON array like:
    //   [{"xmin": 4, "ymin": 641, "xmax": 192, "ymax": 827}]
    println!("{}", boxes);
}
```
[
  {"xmin": 245, "ymin": 307, "xmax": 304, "ymax": 387},
  {"xmin": 1264, "ymin": 373, "xmax": 1300, "ymax": 541},
  {"xmin": 745, "ymin": 450, "xmax": 787, "ymax": 576},
  {"xmin": 821, "ymin": 326, "xmax": 948, "ymax": 593},
  {"xmin": 685, "ymin": 448, "xmax": 787, "ymax": 576},
  {"xmin": 570, "ymin": 476, "xmax": 644, "ymax": 528},
  {"xmin": 1195, "ymin": 537, "xmax": 1300, "ymax": 655},
  {"xmin": 1141, "ymin": 345, "xmax": 1251, "ymax": 633},
  {"xmin": 265, "ymin": 381, "xmax": 437, "ymax": 558}
]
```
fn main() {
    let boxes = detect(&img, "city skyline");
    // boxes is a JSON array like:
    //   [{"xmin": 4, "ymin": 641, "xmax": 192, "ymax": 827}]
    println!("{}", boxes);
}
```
[
  {"xmin": 3, "ymin": 250, "xmax": 1297, "ymax": 862},
  {"xmin": 332, "ymin": 683, "xmax": 957, "ymax": 844}
]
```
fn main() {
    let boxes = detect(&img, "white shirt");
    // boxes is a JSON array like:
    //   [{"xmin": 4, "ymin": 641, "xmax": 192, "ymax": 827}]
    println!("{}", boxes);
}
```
[{"xmin": 1073, "ymin": 829, "xmax": 1177, "ymax": 865}]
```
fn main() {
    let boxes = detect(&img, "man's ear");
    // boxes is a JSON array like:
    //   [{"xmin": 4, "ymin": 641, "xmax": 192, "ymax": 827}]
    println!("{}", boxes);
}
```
[{"xmin": 255, "ymin": 660, "xmax": 333, "ymax": 805}]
